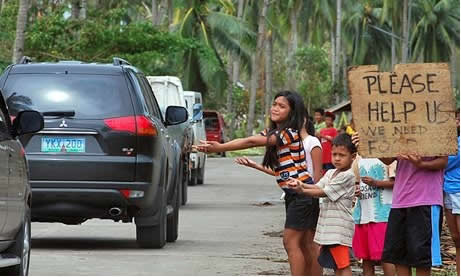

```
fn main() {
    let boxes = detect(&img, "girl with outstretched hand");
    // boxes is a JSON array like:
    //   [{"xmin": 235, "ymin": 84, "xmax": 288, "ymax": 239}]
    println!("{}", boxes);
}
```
[{"xmin": 195, "ymin": 91, "xmax": 320, "ymax": 276}]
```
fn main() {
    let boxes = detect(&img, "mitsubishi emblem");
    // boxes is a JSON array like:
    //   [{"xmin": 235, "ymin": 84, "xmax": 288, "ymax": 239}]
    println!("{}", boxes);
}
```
[{"xmin": 59, "ymin": 119, "xmax": 68, "ymax": 128}]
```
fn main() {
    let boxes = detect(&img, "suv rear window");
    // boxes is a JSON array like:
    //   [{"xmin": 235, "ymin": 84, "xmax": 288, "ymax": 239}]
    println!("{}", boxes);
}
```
[{"xmin": 2, "ymin": 74, "xmax": 133, "ymax": 119}]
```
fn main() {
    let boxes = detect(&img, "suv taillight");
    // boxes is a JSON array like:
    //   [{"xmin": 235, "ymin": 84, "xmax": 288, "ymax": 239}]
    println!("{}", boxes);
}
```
[{"xmin": 104, "ymin": 116, "xmax": 157, "ymax": 136}]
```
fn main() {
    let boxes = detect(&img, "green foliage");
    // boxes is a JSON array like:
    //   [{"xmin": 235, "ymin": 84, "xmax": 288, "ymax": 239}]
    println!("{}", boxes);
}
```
[
  {"xmin": 24, "ymin": 10, "xmax": 202, "ymax": 77},
  {"xmin": 295, "ymin": 46, "xmax": 333, "ymax": 113},
  {"xmin": 0, "ymin": 0, "xmax": 19, "ymax": 68},
  {"xmin": 0, "ymin": 4, "xmax": 224, "ymax": 91}
]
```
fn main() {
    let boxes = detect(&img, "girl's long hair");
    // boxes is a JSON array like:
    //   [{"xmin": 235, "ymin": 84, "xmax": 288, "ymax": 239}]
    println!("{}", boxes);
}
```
[
  {"xmin": 262, "ymin": 91, "xmax": 306, "ymax": 170},
  {"xmin": 304, "ymin": 110, "xmax": 315, "ymax": 136}
]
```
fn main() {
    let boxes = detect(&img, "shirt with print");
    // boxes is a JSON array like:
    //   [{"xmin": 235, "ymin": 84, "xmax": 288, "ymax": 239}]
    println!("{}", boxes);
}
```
[
  {"xmin": 352, "ymin": 158, "xmax": 395, "ymax": 224},
  {"xmin": 393, "ymin": 157, "xmax": 444, "ymax": 208},
  {"xmin": 319, "ymin": 127, "xmax": 338, "ymax": 164},
  {"xmin": 260, "ymin": 128, "xmax": 312, "ymax": 189},
  {"xmin": 314, "ymin": 168, "xmax": 355, "ymax": 247}
]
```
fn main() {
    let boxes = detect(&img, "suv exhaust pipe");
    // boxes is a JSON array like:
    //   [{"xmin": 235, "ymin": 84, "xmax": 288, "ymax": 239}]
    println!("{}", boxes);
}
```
[{"xmin": 109, "ymin": 207, "xmax": 122, "ymax": 217}]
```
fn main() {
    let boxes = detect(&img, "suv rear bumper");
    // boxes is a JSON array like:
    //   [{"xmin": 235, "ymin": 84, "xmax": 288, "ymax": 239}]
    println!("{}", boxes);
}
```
[{"xmin": 30, "ymin": 181, "xmax": 159, "ymax": 222}]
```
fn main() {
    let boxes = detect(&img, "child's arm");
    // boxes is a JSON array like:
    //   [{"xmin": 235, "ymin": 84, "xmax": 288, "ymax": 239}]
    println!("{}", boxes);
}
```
[
  {"xmin": 235, "ymin": 157, "xmax": 275, "ymax": 176},
  {"xmin": 287, "ymin": 178, "xmax": 326, "ymax": 197},
  {"xmin": 195, "ymin": 134, "xmax": 275, "ymax": 153},
  {"xmin": 361, "ymin": 176, "xmax": 394, "ymax": 188},
  {"xmin": 311, "ymin": 146, "xmax": 323, "ymax": 183},
  {"xmin": 400, "ymin": 153, "xmax": 448, "ymax": 170}
]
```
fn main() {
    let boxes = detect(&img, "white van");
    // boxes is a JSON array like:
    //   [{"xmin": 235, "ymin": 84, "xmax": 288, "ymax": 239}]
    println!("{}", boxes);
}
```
[
  {"xmin": 184, "ymin": 91, "xmax": 206, "ymax": 185},
  {"xmin": 146, "ymin": 76, "xmax": 193, "ymax": 204}
]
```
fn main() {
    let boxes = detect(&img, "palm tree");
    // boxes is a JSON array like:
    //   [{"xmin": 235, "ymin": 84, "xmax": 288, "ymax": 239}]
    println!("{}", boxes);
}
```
[
  {"xmin": 334, "ymin": 0, "xmax": 341, "ymax": 90},
  {"xmin": 247, "ymin": 0, "xmax": 269, "ymax": 136},
  {"xmin": 401, "ymin": 0, "xmax": 409, "ymax": 62},
  {"xmin": 175, "ymin": 0, "xmax": 254, "ymax": 95},
  {"xmin": 342, "ymin": 1, "xmax": 392, "ymax": 67},
  {"xmin": 12, "ymin": 0, "xmax": 29, "ymax": 63},
  {"xmin": 381, "ymin": 0, "xmax": 402, "ymax": 67},
  {"xmin": 410, "ymin": 0, "xmax": 460, "ymax": 62}
]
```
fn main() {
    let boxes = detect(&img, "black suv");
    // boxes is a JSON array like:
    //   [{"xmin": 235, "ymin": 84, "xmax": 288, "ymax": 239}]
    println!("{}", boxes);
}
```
[
  {"xmin": 0, "ymin": 57, "xmax": 188, "ymax": 248},
  {"xmin": 0, "ymin": 104, "xmax": 44, "ymax": 275}
]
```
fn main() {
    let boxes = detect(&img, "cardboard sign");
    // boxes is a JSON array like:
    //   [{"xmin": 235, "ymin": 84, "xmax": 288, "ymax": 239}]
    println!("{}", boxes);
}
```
[{"xmin": 348, "ymin": 63, "xmax": 457, "ymax": 158}]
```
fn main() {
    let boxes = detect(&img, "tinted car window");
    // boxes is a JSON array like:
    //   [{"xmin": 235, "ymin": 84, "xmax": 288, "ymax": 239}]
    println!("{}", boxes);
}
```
[
  {"xmin": 2, "ymin": 74, "xmax": 133, "ymax": 119},
  {"xmin": 140, "ymin": 77, "xmax": 163, "ymax": 120},
  {"xmin": 204, "ymin": 118, "xmax": 219, "ymax": 131}
]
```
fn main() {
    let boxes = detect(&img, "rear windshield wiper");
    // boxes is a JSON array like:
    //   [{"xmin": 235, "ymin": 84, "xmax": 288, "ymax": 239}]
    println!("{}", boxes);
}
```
[{"xmin": 42, "ymin": 110, "xmax": 76, "ymax": 117}]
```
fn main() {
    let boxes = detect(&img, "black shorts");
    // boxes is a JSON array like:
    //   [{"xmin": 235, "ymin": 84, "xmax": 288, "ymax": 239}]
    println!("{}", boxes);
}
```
[
  {"xmin": 284, "ymin": 191, "xmax": 319, "ymax": 231},
  {"xmin": 382, "ymin": 205, "xmax": 442, "ymax": 268}
]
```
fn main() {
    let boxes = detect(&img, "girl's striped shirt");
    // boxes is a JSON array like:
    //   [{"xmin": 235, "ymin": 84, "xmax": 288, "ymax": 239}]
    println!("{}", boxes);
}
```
[{"xmin": 261, "ymin": 128, "xmax": 312, "ymax": 188}]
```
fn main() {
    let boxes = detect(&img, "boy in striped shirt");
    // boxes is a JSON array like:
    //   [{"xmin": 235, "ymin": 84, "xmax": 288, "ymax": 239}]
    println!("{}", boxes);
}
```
[{"xmin": 288, "ymin": 134, "xmax": 357, "ymax": 275}]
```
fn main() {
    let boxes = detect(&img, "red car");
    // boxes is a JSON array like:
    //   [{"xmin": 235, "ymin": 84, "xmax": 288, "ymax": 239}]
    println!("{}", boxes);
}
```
[{"xmin": 203, "ymin": 110, "xmax": 226, "ymax": 157}]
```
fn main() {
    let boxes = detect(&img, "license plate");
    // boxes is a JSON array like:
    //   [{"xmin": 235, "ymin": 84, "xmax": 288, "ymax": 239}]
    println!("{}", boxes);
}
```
[{"xmin": 41, "ymin": 137, "xmax": 86, "ymax": 153}]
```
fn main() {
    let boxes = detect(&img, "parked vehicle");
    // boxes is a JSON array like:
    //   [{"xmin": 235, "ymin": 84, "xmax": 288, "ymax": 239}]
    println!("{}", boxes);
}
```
[
  {"xmin": 203, "ymin": 110, "xmax": 226, "ymax": 157},
  {"xmin": 184, "ymin": 91, "xmax": 206, "ymax": 186},
  {"xmin": 0, "ymin": 57, "xmax": 188, "ymax": 249},
  {"xmin": 0, "ymin": 92, "xmax": 43, "ymax": 275},
  {"xmin": 146, "ymin": 76, "xmax": 193, "ymax": 204}
]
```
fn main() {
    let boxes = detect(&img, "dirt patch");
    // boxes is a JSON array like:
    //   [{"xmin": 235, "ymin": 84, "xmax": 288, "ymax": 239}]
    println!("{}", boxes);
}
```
[
  {"xmin": 257, "ymin": 269, "xmax": 290, "ymax": 275},
  {"xmin": 252, "ymin": 201, "xmax": 274, "ymax": 207},
  {"xmin": 263, "ymin": 230, "xmax": 283, "ymax": 238}
]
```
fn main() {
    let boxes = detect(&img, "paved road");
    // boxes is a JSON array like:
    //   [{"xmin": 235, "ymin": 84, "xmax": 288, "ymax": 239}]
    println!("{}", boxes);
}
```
[{"xmin": 29, "ymin": 157, "xmax": 291, "ymax": 275}]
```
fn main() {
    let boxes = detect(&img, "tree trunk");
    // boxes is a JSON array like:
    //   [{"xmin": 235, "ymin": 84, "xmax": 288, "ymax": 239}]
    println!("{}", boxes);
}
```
[
  {"xmin": 342, "ymin": 49, "xmax": 347, "ymax": 95},
  {"xmin": 227, "ymin": 0, "xmax": 245, "ymax": 112},
  {"xmin": 79, "ymin": 0, "xmax": 87, "ymax": 20},
  {"xmin": 330, "ymin": 30, "xmax": 335, "ymax": 83},
  {"xmin": 167, "ymin": 0, "xmax": 173, "ymax": 31},
  {"xmin": 227, "ymin": 0, "xmax": 245, "ymax": 138},
  {"xmin": 12, "ymin": 0, "xmax": 29, "ymax": 64},
  {"xmin": 247, "ymin": 0, "xmax": 269, "ymax": 136},
  {"xmin": 334, "ymin": 0, "xmax": 341, "ymax": 91},
  {"xmin": 264, "ymin": 31, "xmax": 273, "ymax": 128},
  {"xmin": 391, "ymin": 26, "xmax": 396, "ymax": 68},
  {"xmin": 151, "ymin": 0, "xmax": 159, "ymax": 25},
  {"xmin": 401, "ymin": 0, "xmax": 409, "ymax": 63},
  {"xmin": 71, "ymin": 0, "xmax": 80, "ymax": 19},
  {"xmin": 0, "ymin": 0, "xmax": 5, "ymax": 13},
  {"xmin": 158, "ymin": 0, "xmax": 168, "ymax": 26},
  {"xmin": 286, "ymin": 0, "xmax": 302, "ymax": 91}
]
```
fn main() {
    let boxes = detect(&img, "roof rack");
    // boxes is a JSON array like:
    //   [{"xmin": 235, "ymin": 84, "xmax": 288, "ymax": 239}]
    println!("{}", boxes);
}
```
[
  {"xmin": 18, "ymin": 56, "xmax": 32, "ymax": 64},
  {"xmin": 113, "ymin": 57, "xmax": 131, "ymax": 66}
]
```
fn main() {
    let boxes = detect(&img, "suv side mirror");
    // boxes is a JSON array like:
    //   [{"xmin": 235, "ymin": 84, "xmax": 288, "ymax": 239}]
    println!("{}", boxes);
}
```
[
  {"xmin": 12, "ymin": 110, "xmax": 44, "ymax": 136},
  {"xmin": 192, "ymin": 103, "xmax": 203, "ymax": 122},
  {"xmin": 165, "ymin": 106, "xmax": 188, "ymax": 126}
]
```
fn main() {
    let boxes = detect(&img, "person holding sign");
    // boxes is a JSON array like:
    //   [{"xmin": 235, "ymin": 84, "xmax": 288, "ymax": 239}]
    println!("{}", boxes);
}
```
[
  {"xmin": 195, "ymin": 91, "xmax": 319, "ymax": 276},
  {"xmin": 352, "ymin": 133, "xmax": 447, "ymax": 276}
]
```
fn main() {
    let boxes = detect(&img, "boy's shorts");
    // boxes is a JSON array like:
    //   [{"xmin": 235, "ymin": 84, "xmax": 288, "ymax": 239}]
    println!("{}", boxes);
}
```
[
  {"xmin": 382, "ymin": 205, "xmax": 442, "ymax": 268},
  {"xmin": 444, "ymin": 192, "xmax": 460, "ymax": 214},
  {"xmin": 284, "ymin": 192, "xmax": 319, "ymax": 231},
  {"xmin": 318, "ymin": 245, "xmax": 350, "ymax": 270},
  {"xmin": 352, "ymin": 222, "xmax": 388, "ymax": 261}
]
